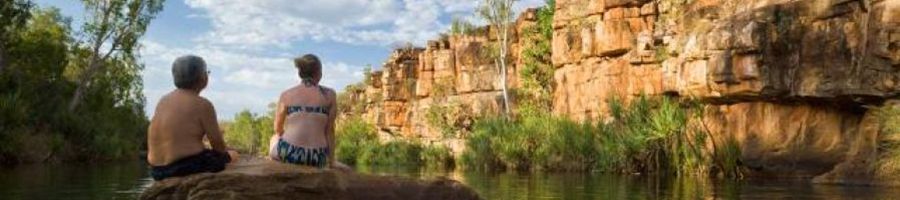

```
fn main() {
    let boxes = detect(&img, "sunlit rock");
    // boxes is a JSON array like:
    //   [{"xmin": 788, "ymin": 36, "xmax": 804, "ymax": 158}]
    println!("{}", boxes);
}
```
[{"xmin": 140, "ymin": 159, "xmax": 480, "ymax": 200}]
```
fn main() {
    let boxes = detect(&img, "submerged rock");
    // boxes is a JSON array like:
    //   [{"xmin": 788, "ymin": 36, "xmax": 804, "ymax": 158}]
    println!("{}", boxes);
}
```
[{"xmin": 139, "ymin": 159, "xmax": 481, "ymax": 200}]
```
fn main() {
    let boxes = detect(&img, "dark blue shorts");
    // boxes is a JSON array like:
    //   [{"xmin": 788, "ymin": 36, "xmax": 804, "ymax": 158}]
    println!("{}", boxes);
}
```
[{"xmin": 149, "ymin": 149, "xmax": 231, "ymax": 181}]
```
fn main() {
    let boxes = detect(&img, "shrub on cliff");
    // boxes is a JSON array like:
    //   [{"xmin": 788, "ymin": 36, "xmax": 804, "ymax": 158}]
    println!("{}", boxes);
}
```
[{"xmin": 517, "ymin": 0, "xmax": 555, "ymax": 113}]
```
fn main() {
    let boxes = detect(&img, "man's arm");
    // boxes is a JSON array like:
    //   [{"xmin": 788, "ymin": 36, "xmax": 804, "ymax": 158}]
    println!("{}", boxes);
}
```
[{"xmin": 199, "ymin": 99, "xmax": 228, "ymax": 153}]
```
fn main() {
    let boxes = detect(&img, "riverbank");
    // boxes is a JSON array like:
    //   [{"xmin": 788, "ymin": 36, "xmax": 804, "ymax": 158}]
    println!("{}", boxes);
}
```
[
  {"xmin": 337, "ymin": 96, "xmax": 737, "ymax": 176},
  {"xmin": 0, "ymin": 1, "xmax": 151, "ymax": 165},
  {"xmin": 331, "ymin": 96, "xmax": 900, "ymax": 186}
]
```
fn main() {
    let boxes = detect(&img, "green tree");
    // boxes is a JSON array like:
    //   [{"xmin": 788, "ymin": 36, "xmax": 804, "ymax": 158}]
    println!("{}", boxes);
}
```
[
  {"xmin": 68, "ymin": 0, "xmax": 164, "ymax": 111},
  {"xmin": 479, "ymin": 0, "xmax": 517, "ymax": 117},
  {"xmin": 0, "ymin": 0, "xmax": 33, "ymax": 72},
  {"xmin": 449, "ymin": 17, "xmax": 475, "ymax": 35},
  {"xmin": 0, "ymin": 1, "xmax": 163, "ymax": 164},
  {"xmin": 1, "ymin": 8, "xmax": 77, "ymax": 162},
  {"xmin": 224, "ymin": 104, "xmax": 277, "ymax": 155}
]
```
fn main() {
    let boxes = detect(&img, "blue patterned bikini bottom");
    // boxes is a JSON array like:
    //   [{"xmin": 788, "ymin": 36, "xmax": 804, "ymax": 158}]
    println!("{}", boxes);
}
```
[{"xmin": 273, "ymin": 138, "xmax": 328, "ymax": 168}]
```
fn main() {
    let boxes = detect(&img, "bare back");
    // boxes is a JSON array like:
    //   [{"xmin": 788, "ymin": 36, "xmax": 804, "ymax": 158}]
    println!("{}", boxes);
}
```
[
  {"xmin": 147, "ymin": 90, "xmax": 226, "ymax": 166},
  {"xmin": 275, "ymin": 85, "xmax": 335, "ymax": 148}
]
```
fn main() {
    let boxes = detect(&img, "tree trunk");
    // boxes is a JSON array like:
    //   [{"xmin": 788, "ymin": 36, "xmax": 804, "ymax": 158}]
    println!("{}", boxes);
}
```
[
  {"xmin": 68, "ymin": 55, "xmax": 102, "ymax": 111},
  {"xmin": 69, "ymin": 2, "xmax": 116, "ymax": 112},
  {"xmin": 499, "ymin": 23, "xmax": 511, "ymax": 117}
]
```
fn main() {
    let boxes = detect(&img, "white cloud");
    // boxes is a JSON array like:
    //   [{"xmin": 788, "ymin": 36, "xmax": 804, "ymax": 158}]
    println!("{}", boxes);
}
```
[
  {"xmin": 140, "ymin": 0, "xmax": 548, "ymax": 120},
  {"xmin": 141, "ymin": 40, "xmax": 366, "ymax": 120},
  {"xmin": 183, "ymin": 0, "xmax": 547, "ymax": 48}
]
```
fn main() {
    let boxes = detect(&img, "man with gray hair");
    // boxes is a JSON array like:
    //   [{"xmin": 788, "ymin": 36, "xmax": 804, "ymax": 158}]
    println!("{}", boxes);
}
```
[{"xmin": 146, "ymin": 55, "xmax": 233, "ymax": 180}]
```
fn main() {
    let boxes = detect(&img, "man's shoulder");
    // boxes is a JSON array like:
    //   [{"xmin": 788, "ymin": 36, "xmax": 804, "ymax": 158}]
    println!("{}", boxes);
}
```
[{"xmin": 195, "ymin": 96, "xmax": 215, "ymax": 109}]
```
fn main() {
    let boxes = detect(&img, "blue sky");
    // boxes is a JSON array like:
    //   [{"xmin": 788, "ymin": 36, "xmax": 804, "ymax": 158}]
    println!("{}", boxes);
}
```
[{"xmin": 35, "ymin": 0, "xmax": 545, "ymax": 120}]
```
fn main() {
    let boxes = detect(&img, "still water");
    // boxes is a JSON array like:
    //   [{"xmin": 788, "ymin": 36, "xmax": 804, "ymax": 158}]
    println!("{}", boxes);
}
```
[{"xmin": 0, "ymin": 161, "xmax": 898, "ymax": 199}]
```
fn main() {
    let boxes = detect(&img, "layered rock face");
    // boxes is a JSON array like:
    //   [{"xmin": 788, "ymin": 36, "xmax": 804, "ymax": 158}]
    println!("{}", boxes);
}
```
[
  {"xmin": 553, "ymin": 0, "xmax": 899, "ymax": 118},
  {"xmin": 140, "ymin": 160, "xmax": 480, "ymax": 200},
  {"xmin": 345, "ymin": 0, "xmax": 900, "ymax": 182},
  {"xmin": 550, "ymin": 0, "xmax": 899, "ymax": 182},
  {"xmin": 347, "ymin": 12, "xmax": 539, "ymax": 151}
]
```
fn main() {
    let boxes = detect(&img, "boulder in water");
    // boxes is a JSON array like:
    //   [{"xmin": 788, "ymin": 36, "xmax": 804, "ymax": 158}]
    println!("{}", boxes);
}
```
[{"xmin": 139, "ymin": 159, "xmax": 481, "ymax": 200}]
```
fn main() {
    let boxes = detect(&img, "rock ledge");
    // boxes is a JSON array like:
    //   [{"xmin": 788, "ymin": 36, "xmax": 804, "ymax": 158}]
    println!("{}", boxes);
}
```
[{"xmin": 140, "ymin": 159, "xmax": 481, "ymax": 200}]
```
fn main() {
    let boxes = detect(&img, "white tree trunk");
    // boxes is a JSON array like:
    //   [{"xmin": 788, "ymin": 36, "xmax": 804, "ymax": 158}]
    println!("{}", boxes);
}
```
[
  {"xmin": 499, "ymin": 19, "xmax": 511, "ymax": 117},
  {"xmin": 68, "ymin": 55, "xmax": 102, "ymax": 111}
]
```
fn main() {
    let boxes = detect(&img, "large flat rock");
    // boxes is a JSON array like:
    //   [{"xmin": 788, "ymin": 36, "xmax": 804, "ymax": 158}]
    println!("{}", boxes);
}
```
[{"xmin": 140, "ymin": 159, "xmax": 481, "ymax": 200}]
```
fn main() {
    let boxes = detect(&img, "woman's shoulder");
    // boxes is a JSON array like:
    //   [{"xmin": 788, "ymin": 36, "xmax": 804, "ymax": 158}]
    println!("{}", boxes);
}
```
[
  {"xmin": 279, "ymin": 85, "xmax": 302, "ymax": 101},
  {"xmin": 317, "ymin": 86, "xmax": 335, "ymax": 96}
]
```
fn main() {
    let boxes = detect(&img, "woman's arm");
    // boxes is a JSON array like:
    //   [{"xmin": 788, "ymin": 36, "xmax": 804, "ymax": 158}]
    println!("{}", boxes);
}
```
[
  {"xmin": 327, "ymin": 89, "xmax": 338, "ymax": 167},
  {"xmin": 273, "ymin": 97, "xmax": 286, "ymax": 137}
]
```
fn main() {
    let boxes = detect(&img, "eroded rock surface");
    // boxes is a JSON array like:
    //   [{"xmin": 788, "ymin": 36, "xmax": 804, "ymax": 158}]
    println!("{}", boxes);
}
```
[
  {"xmin": 342, "ymin": 0, "xmax": 900, "ymax": 184},
  {"xmin": 552, "ymin": 0, "xmax": 900, "ymax": 120},
  {"xmin": 140, "ymin": 160, "xmax": 481, "ymax": 200}
]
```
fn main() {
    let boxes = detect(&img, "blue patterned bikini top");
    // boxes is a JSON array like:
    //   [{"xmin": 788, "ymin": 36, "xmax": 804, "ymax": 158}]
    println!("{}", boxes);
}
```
[
  {"xmin": 285, "ymin": 86, "xmax": 330, "ymax": 115},
  {"xmin": 286, "ymin": 105, "xmax": 329, "ymax": 115}
]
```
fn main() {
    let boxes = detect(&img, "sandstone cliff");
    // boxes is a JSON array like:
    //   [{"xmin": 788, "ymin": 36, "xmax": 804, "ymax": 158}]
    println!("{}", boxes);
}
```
[
  {"xmin": 140, "ymin": 159, "xmax": 481, "ymax": 200},
  {"xmin": 343, "ymin": 0, "xmax": 900, "ymax": 183},
  {"xmin": 551, "ymin": 0, "xmax": 899, "ymax": 183},
  {"xmin": 343, "ymin": 12, "xmax": 541, "ymax": 153}
]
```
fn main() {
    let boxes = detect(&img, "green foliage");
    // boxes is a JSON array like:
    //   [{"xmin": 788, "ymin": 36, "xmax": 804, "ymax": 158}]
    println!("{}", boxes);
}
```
[
  {"xmin": 335, "ymin": 116, "xmax": 378, "ymax": 165},
  {"xmin": 424, "ymin": 101, "xmax": 473, "ymax": 138},
  {"xmin": 69, "ymin": 0, "xmax": 165, "ymax": 111},
  {"xmin": 223, "ymin": 107, "xmax": 275, "ymax": 155},
  {"xmin": 0, "ymin": 5, "xmax": 155, "ymax": 164},
  {"xmin": 517, "ymin": 0, "xmax": 555, "ymax": 114},
  {"xmin": 357, "ymin": 141, "xmax": 424, "ymax": 166},
  {"xmin": 713, "ymin": 136, "xmax": 743, "ymax": 178},
  {"xmin": 335, "ymin": 117, "xmax": 454, "ymax": 168},
  {"xmin": 449, "ymin": 17, "xmax": 476, "ymax": 35},
  {"xmin": 421, "ymin": 145, "xmax": 455, "ymax": 169},
  {"xmin": 362, "ymin": 65, "xmax": 373, "ymax": 85},
  {"xmin": 461, "ymin": 114, "xmax": 601, "ymax": 171},
  {"xmin": 656, "ymin": 46, "xmax": 670, "ymax": 61},
  {"xmin": 462, "ymin": 96, "xmax": 735, "ymax": 177},
  {"xmin": 877, "ymin": 105, "xmax": 900, "ymax": 176},
  {"xmin": 0, "ymin": 0, "xmax": 32, "ymax": 52}
]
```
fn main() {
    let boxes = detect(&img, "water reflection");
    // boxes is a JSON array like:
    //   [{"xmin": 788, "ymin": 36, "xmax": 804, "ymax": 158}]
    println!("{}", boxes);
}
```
[
  {"xmin": 0, "ymin": 161, "xmax": 151, "ymax": 200},
  {"xmin": 355, "ymin": 166, "xmax": 899, "ymax": 200},
  {"xmin": 0, "ymin": 162, "xmax": 896, "ymax": 199}
]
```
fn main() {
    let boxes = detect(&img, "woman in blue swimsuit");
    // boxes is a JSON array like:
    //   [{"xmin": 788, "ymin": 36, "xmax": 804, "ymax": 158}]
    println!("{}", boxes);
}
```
[{"xmin": 268, "ymin": 54, "xmax": 347, "ymax": 170}]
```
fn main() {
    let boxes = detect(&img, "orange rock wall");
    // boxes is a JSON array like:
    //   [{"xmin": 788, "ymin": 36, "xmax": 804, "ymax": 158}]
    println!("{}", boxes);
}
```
[
  {"xmin": 550, "ymin": 0, "xmax": 899, "ymax": 182},
  {"xmin": 346, "ymin": 0, "xmax": 900, "ymax": 182},
  {"xmin": 552, "ymin": 0, "xmax": 900, "ymax": 120},
  {"xmin": 350, "ymin": 12, "xmax": 538, "ymax": 149}
]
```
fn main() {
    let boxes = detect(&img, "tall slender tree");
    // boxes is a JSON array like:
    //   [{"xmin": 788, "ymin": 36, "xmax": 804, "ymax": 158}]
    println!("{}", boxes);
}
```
[
  {"xmin": 68, "ymin": 0, "xmax": 164, "ymax": 111},
  {"xmin": 479, "ymin": 0, "xmax": 517, "ymax": 117}
]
